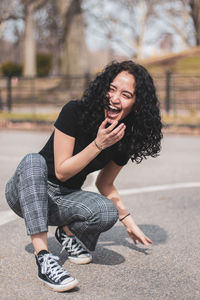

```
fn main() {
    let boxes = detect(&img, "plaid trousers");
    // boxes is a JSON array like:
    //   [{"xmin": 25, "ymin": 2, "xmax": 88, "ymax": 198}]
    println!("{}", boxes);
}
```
[{"xmin": 5, "ymin": 153, "xmax": 118, "ymax": 251}]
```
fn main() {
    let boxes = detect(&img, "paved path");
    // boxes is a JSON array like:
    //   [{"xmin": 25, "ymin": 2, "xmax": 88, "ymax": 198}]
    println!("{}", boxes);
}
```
[{"xmin": 0, "ymin": 130, "xmax": 200, "ymax": 300}]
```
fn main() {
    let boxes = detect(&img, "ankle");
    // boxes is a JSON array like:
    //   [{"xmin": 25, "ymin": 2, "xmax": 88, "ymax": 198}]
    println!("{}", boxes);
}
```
[
  {"xmin": 36, "ymin": 249, "xmax": 49, "ymax": 256},
  {"xmin": 31, "ymin": 232, "xmax": 48, "ymax": 255},
  {"xmin": 62, "ymin": 226, "xmax": 74, "ymax": 237}
]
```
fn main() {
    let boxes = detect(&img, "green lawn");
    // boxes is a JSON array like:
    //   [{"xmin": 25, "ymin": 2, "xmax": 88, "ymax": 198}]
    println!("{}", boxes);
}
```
[
  {"xmin": 143, "ymin": 48, "xmax": 200, "ymax": 74},
  {"xmin": 1, "ymin": 111, "xmax": 200, "ymax": 127},
  {"xmin": 0, "ymin": 111, "xmax": 58, "ymax": 123},
  {"xmin": 162, "ymin": 113, "xmax": 200, "ymax": 126}
]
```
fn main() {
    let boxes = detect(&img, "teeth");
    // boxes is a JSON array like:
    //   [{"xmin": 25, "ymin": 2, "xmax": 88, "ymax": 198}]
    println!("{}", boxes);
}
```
[{"xmin": 109, "ymin": 105, "xmax": 120, "ymax": 111}]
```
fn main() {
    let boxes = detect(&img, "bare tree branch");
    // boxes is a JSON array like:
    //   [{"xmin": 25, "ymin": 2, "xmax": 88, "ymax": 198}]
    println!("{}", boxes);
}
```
[
  {"xmin": 0, "ymin": 0, "xmax": 23, "ymax": 24},
  {"xmin": 189, "ymin": 0, "xmax": 200, "ymax": 45}
]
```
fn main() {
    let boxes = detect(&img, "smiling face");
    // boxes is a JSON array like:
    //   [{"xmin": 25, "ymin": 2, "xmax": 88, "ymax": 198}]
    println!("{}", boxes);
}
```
[{"xmin": 104, "ymin": 71, "xmax": 136, "ymax": 123}]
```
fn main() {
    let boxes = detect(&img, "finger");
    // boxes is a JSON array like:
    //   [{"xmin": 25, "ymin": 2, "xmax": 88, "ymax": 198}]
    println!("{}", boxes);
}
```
[
  {"xmin": 112, "ymin": 132, "xmax": 125, "ymax": 145},
  {"xmin": 142, "ymin": 240, "xmax": 150, "ymax": 246},
  {"xmin": 129, "ymin": 233, "xmax": 138, "ymax": 245},
  {"xmin": 99, "ymin": 118, "xmax": 109, "ymax": 130},
  {"xmin": 131, "ymin": 233, "xmax": 151, "ymax": 246},
  {"xmin": 109, "ymin": 123, "xmax": 126, "ymax": 136},
  {"xmin": 146, "ymin": 237, "xmax": 153, "ymax": 244},
  {"xmin": 111, "ymin": 126, "xmax": 126, "ymax": 143},
  {"xmin": 132, "ymin": 237, "xmax": 137, "ymax": 244},
  {"xmin": 105, "ymin": 120, "xmax": 118, "ymax": 132},
  {"xmin": 141, "ymin": 237, "xmax": 152, "ymax": 246}
]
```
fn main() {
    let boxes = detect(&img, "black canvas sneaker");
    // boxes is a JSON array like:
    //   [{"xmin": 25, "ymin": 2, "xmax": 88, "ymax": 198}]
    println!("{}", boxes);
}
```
[
  {"xmin": 55, "ymin": 227, "xmax": 92, "ymax": 265},
  {"xmin": 35, "ymin": 250, "xmax": 78, "ymax": 292}
]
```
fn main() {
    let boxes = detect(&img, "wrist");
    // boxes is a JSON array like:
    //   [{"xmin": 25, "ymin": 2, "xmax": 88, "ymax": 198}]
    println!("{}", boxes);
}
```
[
  {"xmin": 94, "ymin": 140, "xmax": 104, "ymax": 151},
  {"xmin": 119, "ymin": 213, "xmax": 130, "ymax": 222}
]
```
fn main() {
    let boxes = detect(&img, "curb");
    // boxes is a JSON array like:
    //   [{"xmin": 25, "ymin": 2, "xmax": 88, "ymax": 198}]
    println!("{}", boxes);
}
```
[{"xmin": 1, "ymin": 120, "xmax": 200, "ymax": 135}]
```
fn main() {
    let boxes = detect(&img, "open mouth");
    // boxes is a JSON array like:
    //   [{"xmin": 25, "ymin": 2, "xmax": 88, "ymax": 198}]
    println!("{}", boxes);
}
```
[
  {"xmin": 107, "ymin": 105, "xmax": 121, "ymax": 113},
  {"xmin": 105, "ymin": 105, "xmax": 122, "ymax": 120}
]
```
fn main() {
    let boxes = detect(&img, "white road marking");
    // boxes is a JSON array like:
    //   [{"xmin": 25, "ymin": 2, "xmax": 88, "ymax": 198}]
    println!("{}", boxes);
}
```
[
  {"xmin": 1, "ymin": 182, "xmax": 200, "ymax": 226},
  {"xmin": 0, "ymin": 155, "xmax": 22, "ymax": 162},
  {"xmin": 118, "ymin": 182, "xmax": 200, "ymax": 195},
  {"xmin": 0, "ymin": 210, "xmax": 18, "ymax": 226}
]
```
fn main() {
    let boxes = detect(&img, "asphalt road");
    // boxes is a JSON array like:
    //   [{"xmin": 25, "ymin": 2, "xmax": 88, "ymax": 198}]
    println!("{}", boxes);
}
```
[{"xmin": 0, "ymin": 130, "xmax": 200, "ymax": 300}]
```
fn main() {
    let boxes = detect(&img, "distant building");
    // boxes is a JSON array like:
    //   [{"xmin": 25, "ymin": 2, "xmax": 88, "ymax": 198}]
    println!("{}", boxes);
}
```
[{"xmin": 159, "ymin": 33, "xmax": 174, "ymax": 54}]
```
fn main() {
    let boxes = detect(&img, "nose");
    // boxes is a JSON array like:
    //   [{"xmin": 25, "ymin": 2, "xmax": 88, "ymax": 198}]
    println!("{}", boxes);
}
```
[{"xmin": 110, "ymin": 91, "xmax": 120, "ymax": 103}]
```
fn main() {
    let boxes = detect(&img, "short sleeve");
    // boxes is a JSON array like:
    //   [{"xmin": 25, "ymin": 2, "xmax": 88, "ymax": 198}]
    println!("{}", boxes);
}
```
[
  {"xmin": 54, "ymin": 101, "xmax": 78, "ymax": 137},
  {"xmin": 112, "ymin": 150, "xmax": 130, "ymax": 166}
]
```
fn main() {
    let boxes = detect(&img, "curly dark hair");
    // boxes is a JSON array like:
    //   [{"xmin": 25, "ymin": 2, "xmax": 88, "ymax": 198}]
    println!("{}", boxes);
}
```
[{"xmin": 80, "ymin": 60, "xmax": 163, "ymax": 163}]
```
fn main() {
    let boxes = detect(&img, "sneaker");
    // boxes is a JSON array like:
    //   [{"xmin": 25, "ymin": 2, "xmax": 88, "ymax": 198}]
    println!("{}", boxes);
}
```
[
  {"xmin": 35, "ymin": 250, "xmax": 78, "ymax": 292},
  {"xmin": 55, "ymin": 227, "xmax": 92, "ymax": 265}
]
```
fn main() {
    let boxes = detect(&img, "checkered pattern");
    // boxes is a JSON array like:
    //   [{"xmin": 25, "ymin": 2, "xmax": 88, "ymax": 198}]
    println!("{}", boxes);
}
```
[{"xmin": 5, "ymin": 153, "xmax": 118, "ymax": 251}]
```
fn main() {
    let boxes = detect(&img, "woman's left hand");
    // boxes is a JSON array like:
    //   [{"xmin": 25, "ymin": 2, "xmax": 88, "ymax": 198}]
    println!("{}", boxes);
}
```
[{"xmin": 121, "ymin": 215, "xmax": 152, "ymax": 246}]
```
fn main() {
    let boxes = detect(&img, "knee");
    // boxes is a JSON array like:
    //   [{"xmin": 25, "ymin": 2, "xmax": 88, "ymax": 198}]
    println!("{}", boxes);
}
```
[
  {"xmin": 102, "ymin": 199, "xmax": 118, "ymax": 230},
  {"xmin": 19, "ymin": 153, "xmax": 47, "ymax": 176},
  {"xmin": 88, "ymin": 195, "xmax": 118, "ymax": 231}
]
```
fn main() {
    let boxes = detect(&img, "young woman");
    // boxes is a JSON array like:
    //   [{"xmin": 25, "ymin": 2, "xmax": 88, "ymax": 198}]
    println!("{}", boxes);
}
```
[{"xmin": 5, "ymin": 60, "xmax": 162, "ymax": 292}]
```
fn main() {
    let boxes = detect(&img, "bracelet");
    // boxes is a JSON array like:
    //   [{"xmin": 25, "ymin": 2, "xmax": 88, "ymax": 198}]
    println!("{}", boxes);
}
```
[
  {"xmin": 119, "ymin": 213, "xmax": 130, "ymax": 222},
  {"xmin": 94, "ymin": 140, "xmax": 103, "ymax": 151}
]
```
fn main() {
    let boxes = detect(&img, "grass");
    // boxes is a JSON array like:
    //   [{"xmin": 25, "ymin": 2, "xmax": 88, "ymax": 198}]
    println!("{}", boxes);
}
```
[
  {"xmin": 162, "ymin": 112, "xmax": 200, "ymax": 126},
  {"xmin": 1, "ymin": 111, "xmax": 200, "ymax": 127},
  {"xmin": 0, "ymin": 111, "xmax": 58, "ymax": 123},
  {"xmin": 142, "ymin": 47, "xmax": 200, "ymax": 74},
  {"xmin": 175, "ymin": 55, "xmax": 200, "ymax": 73}
]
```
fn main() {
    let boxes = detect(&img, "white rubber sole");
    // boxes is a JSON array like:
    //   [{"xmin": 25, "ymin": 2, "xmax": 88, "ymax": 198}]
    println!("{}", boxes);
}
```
[
  {"xmin": 68, "ymin": 255, "xmax": 92, "ymax": 265},
  {"xmin": 39, "ymin": 277, "xmax": 78, "ymax": 292},
  {"xmin": 56, "ymin": 239, "xmax": 92, "ymax": 265}
]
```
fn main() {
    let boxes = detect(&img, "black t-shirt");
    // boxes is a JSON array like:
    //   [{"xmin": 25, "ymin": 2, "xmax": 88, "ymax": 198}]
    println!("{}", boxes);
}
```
[{"xmin": 39, "ymin": 100, "xmax": 129, "ymax": 189}]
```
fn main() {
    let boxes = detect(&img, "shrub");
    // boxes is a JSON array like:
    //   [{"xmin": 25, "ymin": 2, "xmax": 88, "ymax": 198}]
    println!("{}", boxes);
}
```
[
  {"xmin": 36, "ymin": 52, "xmax": 52, "ymax": 76},
  {"xmin": 1, "ymin": 62, "xmax": 22, "ymax": 77}
]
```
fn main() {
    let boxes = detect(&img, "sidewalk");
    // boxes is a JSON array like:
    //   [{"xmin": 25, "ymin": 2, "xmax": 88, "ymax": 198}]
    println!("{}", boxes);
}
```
[{"xmin": 0, "ymin": 130, "xmax": 200, "ymax": 299}]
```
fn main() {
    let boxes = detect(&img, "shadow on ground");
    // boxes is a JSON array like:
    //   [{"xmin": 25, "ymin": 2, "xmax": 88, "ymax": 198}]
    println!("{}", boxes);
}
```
[{"xmin": 25, "ymin": 224, "xmax": 167, "ymax": 266}]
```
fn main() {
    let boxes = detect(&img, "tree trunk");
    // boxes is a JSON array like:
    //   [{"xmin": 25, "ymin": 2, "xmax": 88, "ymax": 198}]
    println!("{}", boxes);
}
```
[
  {"xmin": 63, "ymin": 12, "xmax": 89, "ymax": 75},
  {"xmin": 0, "ymin": 22, "xmax": 6, "ymax": 39},
  {"xmin": 23, "ymin": 0, "xmax": 47, "ymax": 77},
  {"xmin": 189, "ymin": 0, "xmax": 200, "ymax": 45},
  {"xmin": 134, "ymin": 1, "xmax": 147, "ymax": 59},
  {"xmin": 23, "ymin": 3, "xmax": 36, "ymax": 77},
  {"xmin": 59, "ymin": 0, "xmax": 89, "ymax": 75}
]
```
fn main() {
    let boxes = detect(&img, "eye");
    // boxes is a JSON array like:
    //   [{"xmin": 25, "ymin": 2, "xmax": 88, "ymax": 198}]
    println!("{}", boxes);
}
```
[
  {"xmin": 123, "ymin": 93, "xmax": 131, "ymax": 99},
  {"xmin": 109, "ymin": 87, "xmax": 115, "ymax": 92}
]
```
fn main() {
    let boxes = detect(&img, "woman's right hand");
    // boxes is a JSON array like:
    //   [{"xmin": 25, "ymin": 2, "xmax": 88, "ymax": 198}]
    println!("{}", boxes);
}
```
[{"xmin": 95, "ymin": 119, "xmax": 126, "ymax": 150}]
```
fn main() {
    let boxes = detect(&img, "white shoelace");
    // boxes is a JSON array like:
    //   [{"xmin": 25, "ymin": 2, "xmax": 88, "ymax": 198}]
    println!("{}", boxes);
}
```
[
  {"xmin": 60, "ymin": 234, "xmax": 86, "ymax": 255},
  {"xmin": 39, "ymin": 253, "xmax": 69, "ymax": 282}
]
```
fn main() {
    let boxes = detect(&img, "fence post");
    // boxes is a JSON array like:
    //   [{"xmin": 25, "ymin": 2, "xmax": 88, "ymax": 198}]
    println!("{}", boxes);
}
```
[
  {"xmin": 7, "ymin": 76, "xmax": 12, "ymax": 111},
  {"xmin": 0, "ymin": 89, "xmax": 3, "ymax": 111},
  {"xmin": 165, "ymin": 70, "xmax": 171, "ymax": 113},
  {"xmin": 84, "ymin": 72, "xmax": 91, "ymax": 89}
]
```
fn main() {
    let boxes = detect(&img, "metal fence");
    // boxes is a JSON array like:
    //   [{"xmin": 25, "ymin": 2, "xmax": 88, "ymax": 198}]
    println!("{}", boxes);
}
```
[
  {"xmin": 0, "ymin": 72, "xmax": 200, "ymax": 113},
  {"xmin": 153, "ymin": 72, "xmax": 200, "ymax": 113}
]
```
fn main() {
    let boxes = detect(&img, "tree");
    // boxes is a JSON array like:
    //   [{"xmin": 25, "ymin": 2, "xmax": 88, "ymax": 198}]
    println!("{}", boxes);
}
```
[
  {"xmin": 58, "ymin": 0, "xmax": 89, "ymax": 75},
  {"xmin": 159, "ymin": 0, "xmax": 193, "ymax": 50},
  {"xmin": 35, "ymin": 0, "xmax": 89, "ymax": 75},
  {"xmin": 21, "ymin": 0, "xmax": 48, "ymax": 77},
  {"xmin": 189, "ymin": 0, "xmax": 200, "ymax": 45},
  {"xmin": 83, "ymin": 0, "xmax": 161, "ymax": 59},
  {"xmin": 158, "ymin": 0, "xmax": 200, "ymax": 49},
  {"xmin": 121, "ymin": 0, "xmax": 161, "ymax": 58},
  {"xmin": 35, "ymin": 0, "xmax": 63, "ymax": 74},
  {"xmin": 0, "ymin": 0, "xmax": 22, "ymax": 38}
]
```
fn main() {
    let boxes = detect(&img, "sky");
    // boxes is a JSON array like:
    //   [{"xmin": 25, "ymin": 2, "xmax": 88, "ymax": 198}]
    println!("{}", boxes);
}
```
[{"xmin": 1, "ymin": 1, "xmax": 193, "ymax": 58}]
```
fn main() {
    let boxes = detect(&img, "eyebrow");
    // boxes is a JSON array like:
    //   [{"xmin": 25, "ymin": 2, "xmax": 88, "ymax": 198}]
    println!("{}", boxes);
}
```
[{"xmin": 110, "ymin": 84, "xmax": 134, "ymax": 97}]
